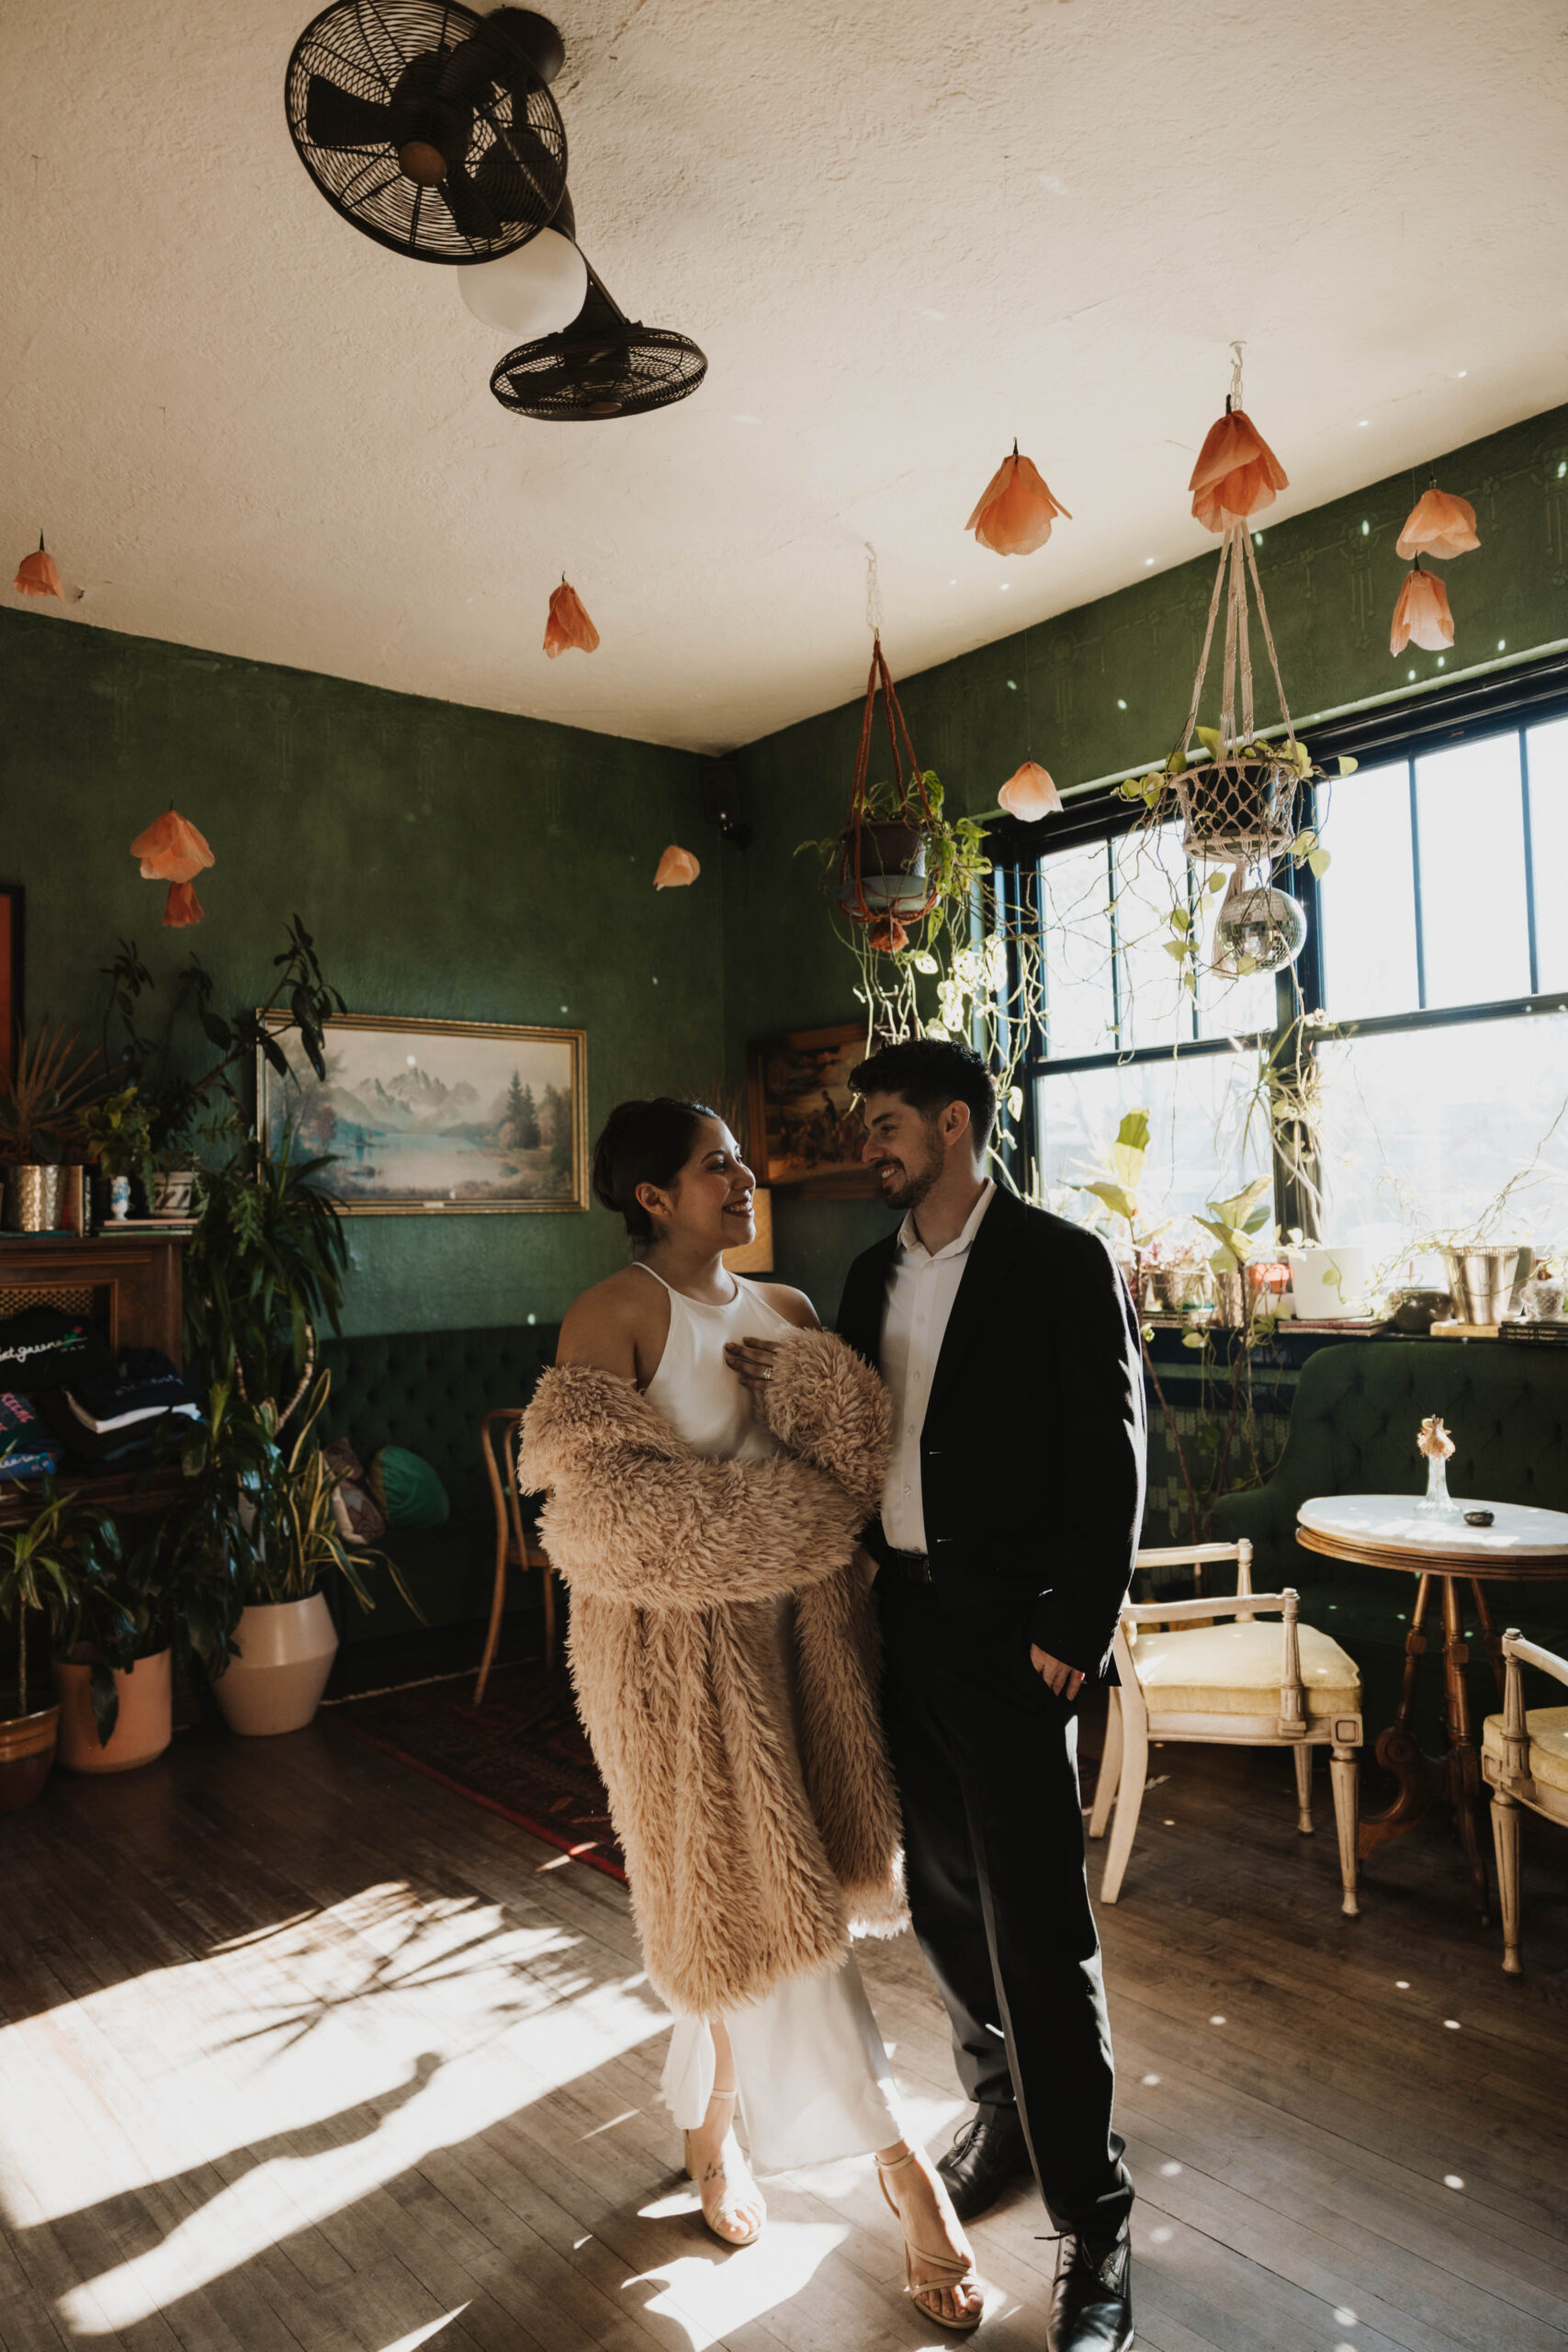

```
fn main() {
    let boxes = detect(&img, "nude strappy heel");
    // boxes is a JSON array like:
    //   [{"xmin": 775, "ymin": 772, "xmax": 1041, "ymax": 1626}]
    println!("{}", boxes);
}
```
[
  {"xmin": 875, "ymin": 2144, "xmax": 984, "ymax": 2333},
  {"xmin": 684, "ymin": 2088, "xmax": 765, "ymax": 2248}
]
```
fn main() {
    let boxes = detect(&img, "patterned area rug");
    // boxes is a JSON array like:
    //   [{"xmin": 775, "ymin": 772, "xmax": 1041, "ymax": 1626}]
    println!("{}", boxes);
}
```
[{"xmin": 325, "ymin": 1661, "xmax": 626, "ymax": 1882}]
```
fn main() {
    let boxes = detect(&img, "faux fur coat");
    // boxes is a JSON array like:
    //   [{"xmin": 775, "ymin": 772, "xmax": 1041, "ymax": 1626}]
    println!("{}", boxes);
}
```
[{"xmin": 518, "ymin": 1328, "xmax": 902, "ymax": 2017}]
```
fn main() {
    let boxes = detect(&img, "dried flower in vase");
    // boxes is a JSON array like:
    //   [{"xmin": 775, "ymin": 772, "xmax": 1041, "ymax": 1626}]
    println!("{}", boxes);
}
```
[
  {"xmin": 1390, "ymin": 563, "xmax": 1454, "ymax": 655},
  {"xmin": 1416, "ymin": 1415, "xmax": 1456, "ymax": 1462},
  {"xmin": 543, "ymin": 578, "xmax": 599, "ymax": 658},
  {"xmin": 653, "ymin": 844, "xmax": 700, "ymax": 889},
  {"xmin": 965, "ymin": 444, "xmax": 1070, "ymax": 556},
  {"xmin": 1396, "ymin": 487, "xmax": 1480, "ymax": 561}
]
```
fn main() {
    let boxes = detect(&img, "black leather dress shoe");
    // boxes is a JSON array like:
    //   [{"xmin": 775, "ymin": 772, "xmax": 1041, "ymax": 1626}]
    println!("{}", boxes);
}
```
[
  {"xmin": 935, "ymin": 2105, "xmax": 1032, "ymax": 2222},
  {"xmin": 1045, "ymin": 2220, "xmax": 1133, "ymax": 2352}
]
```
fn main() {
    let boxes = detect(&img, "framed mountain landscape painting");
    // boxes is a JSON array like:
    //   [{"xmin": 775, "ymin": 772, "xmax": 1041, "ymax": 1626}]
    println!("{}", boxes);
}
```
[{"xmin": 257, "ymin": 1012, "xmax": 588, "ymax": 1215}]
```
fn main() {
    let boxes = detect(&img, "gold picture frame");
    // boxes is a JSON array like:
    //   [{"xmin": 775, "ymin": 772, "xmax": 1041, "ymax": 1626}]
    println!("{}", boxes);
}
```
[{"xmin": 256, "ymin": 1011, "xmax": 589, "ymax": 1216}]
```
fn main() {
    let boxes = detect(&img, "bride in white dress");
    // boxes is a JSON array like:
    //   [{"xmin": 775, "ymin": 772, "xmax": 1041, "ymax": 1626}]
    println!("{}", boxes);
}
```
[{"xmin": 548, "ymin": 1098, "xmax": 983, "ymax": 2334}]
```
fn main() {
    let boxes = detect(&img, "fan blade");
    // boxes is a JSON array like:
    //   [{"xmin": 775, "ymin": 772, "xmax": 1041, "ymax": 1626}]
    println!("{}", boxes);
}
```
[
  {"xmin": 434, "ymin": 30, "xmax": 506, "ymax": 107},
  {"xmin": 443, "ymin": 158, "xmax": 503, "ymax": 243},
  {"xmin": 469, "ymin": 133, "xmax": 554, "ymax": 222},
  {"xmin": 304, "ymin": 74, "xmax": 396, "ymax": 148}
]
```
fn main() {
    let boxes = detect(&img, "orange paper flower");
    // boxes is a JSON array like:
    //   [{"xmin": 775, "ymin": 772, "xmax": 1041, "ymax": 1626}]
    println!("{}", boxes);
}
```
[
  {"xmin": 543, "ymin": 579, "xmax": 600, "ymax": 658},
  {"xmin": 130, "ymin": 808, "xmax": 215, "ymax": 883},
  {"xmin": 654, "ymin": 844, "xmax": 700, "ymax": 890},
  {"xmin": 866, "ymin": 914, "xmax": 908, "ymax": 954},
  {"xmin": 998, "ymin": 760, "xmax": 1062, "ymax": 821},
  {"xmin": 965, "ymin": 445, "xmax": 1071, "ymax": 556},
  {"xmin": 163, "ymin": 881, "xmax": 205, "ymax": 928},
  {"xmin": 1396, "ymin": 487, "xmax": 1480, "ymax": 562},
  {"xmin": 13, "ymin": 535, "xmax": 62, "ymax": 598},
  {"xmin": 1189, "ymin": 408, "xmax": 1289, "ymax": 532},
  {"xmin": 1390, "ymin": 566, "xmax": 1454, "ymax": 655}
]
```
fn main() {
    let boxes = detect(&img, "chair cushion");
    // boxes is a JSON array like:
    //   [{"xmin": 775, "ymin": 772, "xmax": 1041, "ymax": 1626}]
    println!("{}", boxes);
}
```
[
  {"xmin": 1483, "ymin": 1705, "xmax": 1568, "ymax": 1795},
  {"xmin": 1129, "ymin": 1620, "xmax": 1362, "ymax": 1717},
  {"xmin": 369, "ymin": 1444, "xmax": 449, "ymax": 1530}
]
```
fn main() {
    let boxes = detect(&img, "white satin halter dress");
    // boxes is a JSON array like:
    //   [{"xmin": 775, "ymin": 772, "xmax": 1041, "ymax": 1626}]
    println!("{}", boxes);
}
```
[{"xmin": 637, "ymin": 1263, "xmax": 908, "ymax": 2174}]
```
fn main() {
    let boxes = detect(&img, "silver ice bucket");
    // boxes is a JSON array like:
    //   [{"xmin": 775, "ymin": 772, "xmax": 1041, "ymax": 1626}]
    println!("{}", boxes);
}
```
[{"xmin": 1440, "ymin": 1243, "xmax": 1531, "ymax": 1326}]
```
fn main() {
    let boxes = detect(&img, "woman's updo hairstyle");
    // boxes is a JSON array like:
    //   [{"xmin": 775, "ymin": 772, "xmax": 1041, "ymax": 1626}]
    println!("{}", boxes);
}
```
[{"xmin": 592, "ymin": 1097, "xmax": 716, "ymax": 1242}]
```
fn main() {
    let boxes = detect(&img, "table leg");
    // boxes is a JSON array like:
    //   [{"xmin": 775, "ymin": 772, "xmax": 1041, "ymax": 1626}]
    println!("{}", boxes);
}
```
[
  {"xmin": 1441, "ymin": 1575, "xmax": 1491, "ymax": 1924},
  {"xmin": 1469, "ymin": 1577, "xmax": 1506, "ymax": 1704},
  {"xmin": 1360, "ymin": 1574, "xmax": 1446, "ymax": 1855}
]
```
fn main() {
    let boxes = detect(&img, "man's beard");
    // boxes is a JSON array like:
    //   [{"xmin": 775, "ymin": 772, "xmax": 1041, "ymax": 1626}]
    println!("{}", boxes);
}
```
[{"xmin": 877, "ymin": 1134, "xmax": 942, "ymax": 1214}]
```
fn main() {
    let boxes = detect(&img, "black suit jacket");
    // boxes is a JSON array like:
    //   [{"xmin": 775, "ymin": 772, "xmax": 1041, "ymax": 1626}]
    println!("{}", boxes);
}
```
[{"xmin": 837, "ymin": 1186, "xmax": 1146, "ymax": 1679}]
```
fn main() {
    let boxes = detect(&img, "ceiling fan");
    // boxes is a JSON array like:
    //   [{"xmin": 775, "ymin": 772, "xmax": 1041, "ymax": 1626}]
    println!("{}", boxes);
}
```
[{"xmin": 489, "ymin": 254, "xmax": 706, "ymax": 421}]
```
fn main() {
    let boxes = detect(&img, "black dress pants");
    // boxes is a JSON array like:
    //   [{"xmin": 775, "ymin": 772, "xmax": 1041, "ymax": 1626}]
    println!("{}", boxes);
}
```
[{"xmin": 879, "ymin": 1576, "xmax": 1133, "ymax": 2239}]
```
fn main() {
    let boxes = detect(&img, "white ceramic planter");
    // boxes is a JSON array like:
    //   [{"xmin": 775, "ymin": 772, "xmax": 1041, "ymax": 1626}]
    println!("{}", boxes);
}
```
[
  {"xmin": 1287, "ymin": 1244, "xmax": 1368, "ymax": 1319},
  {"xmin": 53, "ymin": 1648, "xmax": 173, "ymax": 1773},
  {"xmin": 214, "ymin": 1595, "xmax": 339, "ymax": 1736}
]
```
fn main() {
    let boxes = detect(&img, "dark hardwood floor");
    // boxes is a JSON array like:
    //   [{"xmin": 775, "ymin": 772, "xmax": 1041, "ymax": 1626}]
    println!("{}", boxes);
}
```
[{"xmin": 2, "ymin": 1699, "xmax": 1566, "ymax": 2352}]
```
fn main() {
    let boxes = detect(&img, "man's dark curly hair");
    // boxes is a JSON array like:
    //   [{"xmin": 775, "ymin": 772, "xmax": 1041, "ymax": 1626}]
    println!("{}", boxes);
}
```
[{"xmin": 849, "ymin": 1036, "xmax": 997, "ymax": 1151}]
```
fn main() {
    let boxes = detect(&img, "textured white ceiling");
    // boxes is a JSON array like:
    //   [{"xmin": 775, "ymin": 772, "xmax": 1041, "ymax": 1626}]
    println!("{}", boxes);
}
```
[{"xmin": 4, "ymin": 0, "xmax": 1566, "ymax": 754}]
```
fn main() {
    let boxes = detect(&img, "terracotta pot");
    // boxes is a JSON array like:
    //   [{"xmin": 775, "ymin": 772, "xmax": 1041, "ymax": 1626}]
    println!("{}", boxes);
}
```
[
  {"xmin": 0, "ymin": 1703, "xmax": 61, "ymax": 1812},
  {"xmin": 213, "ymin": 1594, "xmax": 339, "ymax": 1736},
  {"xmin": 53, "ymin": 1648, "xmax": 173, "ymax": 1773}
]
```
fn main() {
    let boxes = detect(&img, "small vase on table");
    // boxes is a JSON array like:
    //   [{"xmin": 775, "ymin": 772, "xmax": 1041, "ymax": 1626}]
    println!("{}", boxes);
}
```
[{"xmin": 1415, "ymin": 1413, "xmax": 1459, "ymax": 1518}]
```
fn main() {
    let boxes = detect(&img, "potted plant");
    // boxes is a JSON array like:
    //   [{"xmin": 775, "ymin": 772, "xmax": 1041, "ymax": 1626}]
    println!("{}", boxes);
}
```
[
  {"xmin": 0, "ymin": 1018, "xmax": 107, "ymax": 1231},
  {"xmin": 0, "ymin": 1473, "xmax": 123, "ymax": 1809},
  {"xmin": 1194, "ymin": 1178, "xmax": 1275, "ymax": 1328},
  {"xmin": 166, "ymin": 1374, "xmax": 412, "ymax": 1736},
  {"xmin": 47, "ymin": 1513, "xmax": 192, "ymax": 1774}
]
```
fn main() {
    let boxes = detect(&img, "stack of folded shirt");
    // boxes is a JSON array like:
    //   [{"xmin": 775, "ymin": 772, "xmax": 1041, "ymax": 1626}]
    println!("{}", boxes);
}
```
[
  {"xmin": 36, "ymin": 1348, "xmax": 201, "ymax": 1468},
  {"xmin": 0, "ymin": 1306, "xmax": 117, "ymax": 1396},
  {"xmin": 0, "ymin": 1391, "xmax": 62, "ymax": 1482}
]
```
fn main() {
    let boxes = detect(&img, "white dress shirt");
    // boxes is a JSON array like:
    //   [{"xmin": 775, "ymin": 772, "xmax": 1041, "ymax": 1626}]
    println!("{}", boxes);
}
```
[{"xmin": 878, "ymin": 1180, "xmax": 996, "ymax": 1550}]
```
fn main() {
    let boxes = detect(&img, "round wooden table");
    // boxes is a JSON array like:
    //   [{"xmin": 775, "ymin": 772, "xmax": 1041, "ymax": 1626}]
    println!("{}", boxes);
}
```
[{"xmin": 1295, "ymin": 1494, "xmax": 1568, "ymax": 1918}]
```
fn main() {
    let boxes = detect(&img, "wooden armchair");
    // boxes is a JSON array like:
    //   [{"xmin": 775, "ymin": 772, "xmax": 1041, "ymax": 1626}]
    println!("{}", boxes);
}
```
[
  {"xmin": 1089, "ymin": 1540, "xmax": 1363, "ymax": 1915},
  {"xmin": 477, "ymin": 1408, "xmax": 557, "ymax": 1702},
  {"xmin": 1484, "ymin": 1630, "xmax": 1568, "ymax": 1973}
]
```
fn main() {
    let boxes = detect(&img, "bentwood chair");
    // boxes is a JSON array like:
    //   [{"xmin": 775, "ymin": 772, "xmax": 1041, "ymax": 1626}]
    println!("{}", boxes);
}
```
[
  {"xmin": 476, "ymin": 1408, "xmax": 557, "ymax": 1701},
  {"xmin": 1089, "ymin": 1540, "xmax": 1363, "ymax": 1915},
  {"xmin": 1484, "ymin": 1629, "xmax": 1568, "ymax": 1973}
]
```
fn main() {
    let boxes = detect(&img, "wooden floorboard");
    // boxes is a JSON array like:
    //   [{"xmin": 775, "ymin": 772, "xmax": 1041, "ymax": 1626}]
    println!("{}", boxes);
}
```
[{"xmin": 2, "ymin": 1710, "xmax": 1566, "ymax": 2352}]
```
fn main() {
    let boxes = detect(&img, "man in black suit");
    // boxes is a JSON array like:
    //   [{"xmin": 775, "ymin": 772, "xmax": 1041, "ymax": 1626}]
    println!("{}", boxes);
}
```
[{"xmin": 838, "ymin": 1037, "xmax": 1145, "ymax": 2352}]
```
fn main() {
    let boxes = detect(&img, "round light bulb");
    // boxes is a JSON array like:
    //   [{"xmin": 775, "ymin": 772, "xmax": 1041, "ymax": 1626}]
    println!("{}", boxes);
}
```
[{"xmin": 458, "ymin": 229, "xmax": 588, "ymax": 338}]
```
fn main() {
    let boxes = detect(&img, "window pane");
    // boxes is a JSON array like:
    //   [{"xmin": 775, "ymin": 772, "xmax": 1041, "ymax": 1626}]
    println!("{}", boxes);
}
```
[
  {"xmin": 1416, "ymin": 735, "xmax": 1530, "ymax": 1008},
  {"xmin": 1317, "ymin": 1012, "xmax": 1568, "ymax": 1267},
  {"xmin": 1113, "ymin": 823, "xmax": 1192, "ymax": 1050},
  {"xmin": 1316, "ymin": 761, "xmax": 1419, "ymax": 1018},
  {"xmin": 1034, "ymin": 1050, "xmax": 1271, "ymax": 1227},
  {"xmin": 1040, "ymin": 840, "xmax": 1115, "ymax": 1058},
  {"xmin": 1527, "ymin": 717, "xmax": 1568, "ymax": 993}
]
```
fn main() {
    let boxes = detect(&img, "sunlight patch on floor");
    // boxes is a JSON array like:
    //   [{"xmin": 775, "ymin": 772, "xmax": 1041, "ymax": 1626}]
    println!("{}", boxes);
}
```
[
  {"xmin": 625, "ymin": 2221, "xmax": 847, "ymax": 2352},
  {"xmin": 377, "ymin": 2304, "xmax": 471, "ymax": 2350}
]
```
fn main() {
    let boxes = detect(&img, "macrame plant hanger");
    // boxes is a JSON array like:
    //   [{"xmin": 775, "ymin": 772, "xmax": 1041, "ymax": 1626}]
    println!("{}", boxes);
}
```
[
  {"xmin": 1172, "ymin": 345, "xmax": 1306, "ymax": 885},
  {"xmin": 840, "ymin": 545, "xmax": 941, "ymax": 929}
]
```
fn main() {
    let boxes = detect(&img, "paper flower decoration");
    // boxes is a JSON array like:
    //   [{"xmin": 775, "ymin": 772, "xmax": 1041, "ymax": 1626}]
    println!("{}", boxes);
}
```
[
  {"xmin": 1416, "ymin": 1414, "xmax": 1455, "ymax": 1461},
  {"xmin": 866, "ymin": 914, "xmax": 908, "ymax": 954},
  {"xmin": 1390, "ymin": 565, "xmax": 1454, "ymax": 655},
  {"xmin": 965, "ymin": 444, "xmax": 1071, "ymax": 556},
  {"xmin": 543, "ymin": 578, "xmax": 599, "ymax": 658},
  {"xmin": 130, "ymin": 807, "xmax": 215, "ymax": 883},
  {"xmin": 1189, "ymin": 408, "xmax": 1289, "ymax": 532},
  {"xmin": 13, "ymin": 533, "xmax": 62, "ymax": 599},
  {"xmin": 163, "ymin": 882, "xmax": 205, "ymax": 928},
  {"xmin": 654, "ymin": 844, "xmax": 700, "ymax": 889},
  {"xmin": 998, "ymin": 760, "xmax": 1062, "ymax": 821},
  {"xmin": 1396, "ymin": 487, "xmax": 1480, "ymax": 562}
]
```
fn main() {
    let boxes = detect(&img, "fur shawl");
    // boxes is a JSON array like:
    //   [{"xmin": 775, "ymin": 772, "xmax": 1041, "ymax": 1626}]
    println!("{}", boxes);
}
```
[{"xmin": 519, "ymin": 1328, "xmax": 903, "ymax": 2017}]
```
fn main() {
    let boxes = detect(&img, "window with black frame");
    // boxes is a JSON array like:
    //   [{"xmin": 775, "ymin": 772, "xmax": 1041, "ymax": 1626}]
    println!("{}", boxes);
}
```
[{"xmin": 1003, "ymin": 660, "xmax": 1568, "ymax": 1280}]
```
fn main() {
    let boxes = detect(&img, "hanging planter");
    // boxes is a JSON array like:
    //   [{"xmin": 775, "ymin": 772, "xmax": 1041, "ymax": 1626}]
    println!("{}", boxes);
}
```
[
  {"xmin": 1168, "ymin": 519, "xmax": 1313, "ymax": 865},
  {"xmin": 832, "ymin": 634, "xmax": 943, "ymax": 927}
]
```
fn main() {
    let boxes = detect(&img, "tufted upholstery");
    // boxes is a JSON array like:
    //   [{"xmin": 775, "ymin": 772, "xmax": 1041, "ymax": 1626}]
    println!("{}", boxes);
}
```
[
  {"xmin": 317, "ymin": 1323, "xmax": 560, "ymax": 1645},
  {"xmin": 1130, "ymin": 1620, "xmax": 1361, "ymax": 1718},
  {"xmin": 1213, "ymin": 1341, "xmax": 1568, "ymax": 1730}
]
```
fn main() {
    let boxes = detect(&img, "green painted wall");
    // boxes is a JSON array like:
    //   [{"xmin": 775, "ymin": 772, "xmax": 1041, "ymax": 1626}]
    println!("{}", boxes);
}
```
[
  {"xmin": 728, "ymin": 399, "xmax": 1568, "ymax": 1312},
  {"xmin": 0, "ymin": 609, "xmax": 719, "ymax": 1334}
]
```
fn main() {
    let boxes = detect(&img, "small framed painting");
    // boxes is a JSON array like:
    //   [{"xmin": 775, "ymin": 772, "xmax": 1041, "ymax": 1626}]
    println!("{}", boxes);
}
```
[
  {"xmin": 0, "ymin": 886, "xmax": 22, "ymax": 1080},
  {"xmin": 747, "ymin": 1022, "xmax": 877, "ymax": 1196},
  {"xmin": 257, "ymin": 1012, "xmax": 589, "ymax": 1216}
]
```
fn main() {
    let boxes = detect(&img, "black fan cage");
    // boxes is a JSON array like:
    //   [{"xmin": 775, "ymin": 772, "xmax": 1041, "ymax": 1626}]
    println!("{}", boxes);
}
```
[
  {"xmin": 491, "ymin": 325, "xmax": 707, "ymax": 420},
  {"xmin": 286, "ymin": 0, "xmax": 568, "ymax": 263}
]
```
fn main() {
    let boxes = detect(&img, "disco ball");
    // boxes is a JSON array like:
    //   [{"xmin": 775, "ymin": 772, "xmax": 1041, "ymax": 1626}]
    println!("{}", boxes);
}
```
[{"xmin": 1212, "ymin": 884, "xmax": 1307, "ymax": 977}]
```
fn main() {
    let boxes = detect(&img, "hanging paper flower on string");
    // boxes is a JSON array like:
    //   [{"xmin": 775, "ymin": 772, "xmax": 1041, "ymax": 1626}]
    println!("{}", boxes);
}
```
[
  {"xmin": 965, "ymin": 443, "xmax": 1071, "ymax": 556},
  {"xmin": 1189, "ymin": 407, "xmax": 1289, "ymax": 532},
  {"xmin": 653, "ymin": 844, "xmax": 700, "ymax": 890},
  {"xmin": 1390, "ymin": 563, "xmax": 1454, "ymax": 656},
  {"xmin": 543, "ymin": 578, "xmax": 599, "ymax": 658},
  {"xmin": 130, "ymin": 806, "xmax": 215, "ymax": 928},
  {"xmin": 13, "ymin": 533, "xmax": 62, "ymax": 599},
  {"xmin": 998, "ymin": 761, "xmax": 1062, "ymax": 821},
  {"xmin": 1396, "ymin": 487, "xmax": 1480, "ymax": 561}
]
